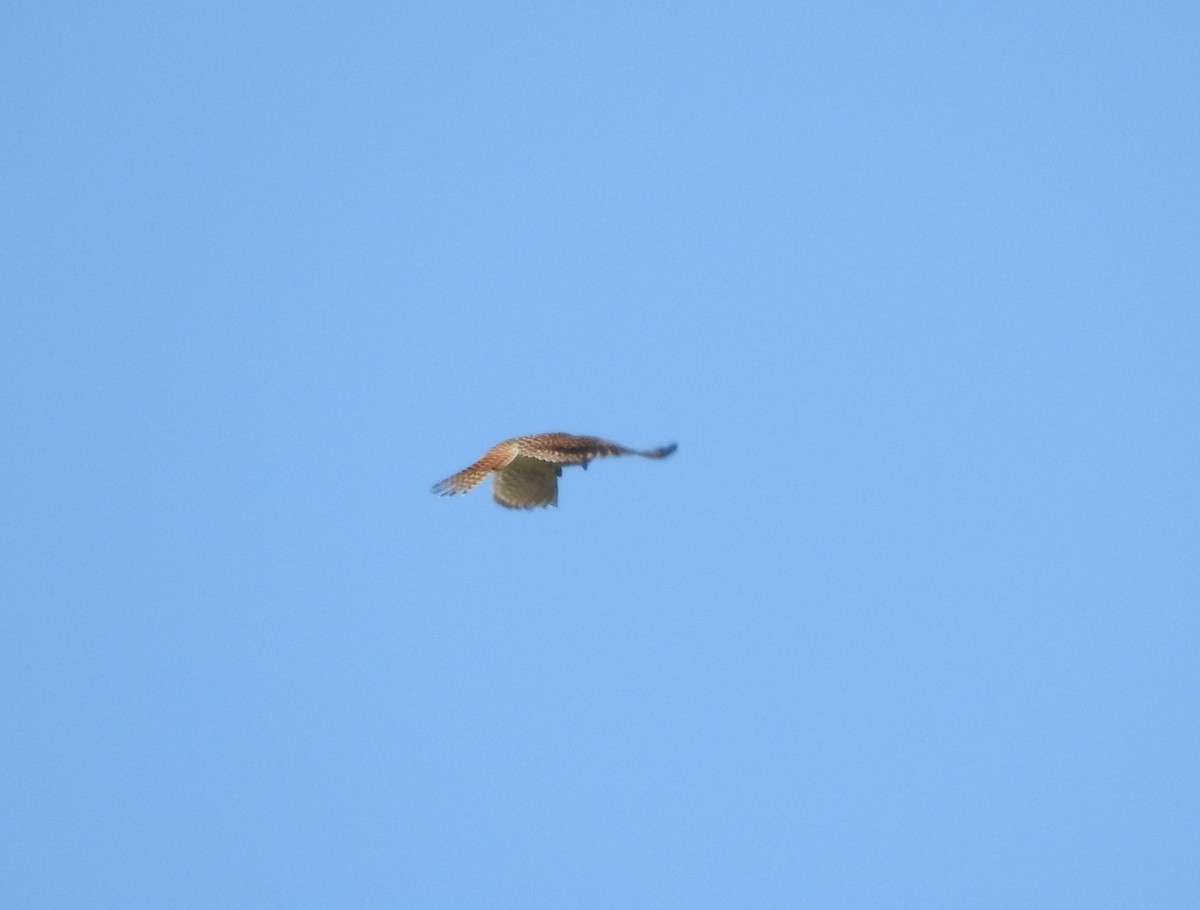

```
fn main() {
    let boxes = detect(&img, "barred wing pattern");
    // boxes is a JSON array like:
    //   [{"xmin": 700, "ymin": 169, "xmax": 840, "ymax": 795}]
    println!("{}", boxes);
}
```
[{"xmin": 432, "ymin": 433, "xmax": 677, "ymax": 509}]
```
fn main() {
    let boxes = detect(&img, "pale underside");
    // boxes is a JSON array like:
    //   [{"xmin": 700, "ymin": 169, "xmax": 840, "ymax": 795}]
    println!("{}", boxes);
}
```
[{"xmin": 491, "ymin": 454, "xmax": 561, "ymax": 508}]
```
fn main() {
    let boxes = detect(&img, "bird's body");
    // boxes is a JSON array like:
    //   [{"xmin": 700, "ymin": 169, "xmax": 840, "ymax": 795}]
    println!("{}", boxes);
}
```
[{"xmin": 432, "ymin": 433, "xmax": 677, "ymax": 509}]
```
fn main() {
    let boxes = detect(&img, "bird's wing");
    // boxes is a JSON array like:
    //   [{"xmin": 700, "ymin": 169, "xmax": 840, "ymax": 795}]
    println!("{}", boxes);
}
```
[{"xmin": 431, "ymin": 439, "xmax": 521, "ymax": 496}]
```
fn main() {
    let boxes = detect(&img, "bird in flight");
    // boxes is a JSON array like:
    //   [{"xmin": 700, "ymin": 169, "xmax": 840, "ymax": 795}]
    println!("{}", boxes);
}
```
[{"xmin": 432, "ymin": 432, "xmax": 677, "ymax": 509}]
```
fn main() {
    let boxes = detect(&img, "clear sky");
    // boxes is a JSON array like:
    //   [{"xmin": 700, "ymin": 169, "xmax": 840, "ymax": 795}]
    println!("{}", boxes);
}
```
[{"xmin": 3, "ymin": 2, "xmax": 1198, "ymax": 907}]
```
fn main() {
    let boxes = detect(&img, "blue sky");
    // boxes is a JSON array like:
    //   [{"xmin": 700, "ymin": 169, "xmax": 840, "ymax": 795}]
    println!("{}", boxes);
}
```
[{"xmin": 3, "ymin": 2, "xmax": 1198, "ymax": 906}]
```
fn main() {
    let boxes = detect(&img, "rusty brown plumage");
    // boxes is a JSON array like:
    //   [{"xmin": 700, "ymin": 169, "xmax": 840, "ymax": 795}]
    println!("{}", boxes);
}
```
[{"xmin": 431, "ymin": 433, "xmax": 677, "ymax": 509}]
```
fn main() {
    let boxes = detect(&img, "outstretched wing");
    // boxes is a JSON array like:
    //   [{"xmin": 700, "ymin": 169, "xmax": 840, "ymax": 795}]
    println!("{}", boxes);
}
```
[
  {"xmin": 431, "ymin": 440, "xmax": 520, "ymax": 496},
  {"xmin": 518, "ymin": 433, "xmax": 677, "ymax": 465}
]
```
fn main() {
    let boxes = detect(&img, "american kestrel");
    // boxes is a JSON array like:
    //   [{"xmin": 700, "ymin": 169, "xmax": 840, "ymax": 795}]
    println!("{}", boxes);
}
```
[{"xmin": 431, "ymin": 432, "xmax": 678, "ymax": 509}]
